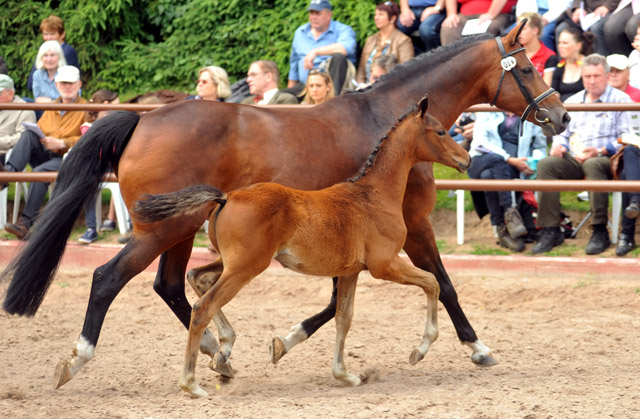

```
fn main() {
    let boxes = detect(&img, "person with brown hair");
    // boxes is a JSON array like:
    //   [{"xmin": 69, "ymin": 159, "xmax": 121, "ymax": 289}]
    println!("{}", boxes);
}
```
[
  {"xmin": 241, "ymin": 60, "xmax": 298, "ymax": 105},
  {"xmin": 27, "ymin": 15, "xmax": 80, "ymax": 93},
  {"xmin": 300, "ymin": 68, "xmax": 335, "ymax": 104}
]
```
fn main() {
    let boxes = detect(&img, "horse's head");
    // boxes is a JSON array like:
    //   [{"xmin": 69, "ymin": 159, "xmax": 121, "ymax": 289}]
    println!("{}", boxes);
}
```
[
  {"xmin": 486, "ymin": 20, "xmax": 570, "ymax": 136},
  {"xmin": 416, "ymin": 96, "xmax": 470, "ymax": 173}
]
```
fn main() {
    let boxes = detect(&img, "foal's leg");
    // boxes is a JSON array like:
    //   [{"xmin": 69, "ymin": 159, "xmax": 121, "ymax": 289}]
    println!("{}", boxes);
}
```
[
  {"xmin": 370, "ymin": 255, "xmax": 440, "ymax": 366},
  {"xmin": 331, "ymin": 274, "xmax": 361, "ymax": 386},
  {"xmin": 186, "ymin": 257, "xmax": 236, "ymax": 378}
]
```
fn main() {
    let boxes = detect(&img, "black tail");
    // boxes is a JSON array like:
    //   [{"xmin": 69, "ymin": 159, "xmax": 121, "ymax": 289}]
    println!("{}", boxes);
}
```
[
  {"xmin": 1, "ymin": 111, "xmax": 140, "ymax": 316},
  {"xmin": 134, "ymin": 184, "xmax": 227, "ymax": 224}
]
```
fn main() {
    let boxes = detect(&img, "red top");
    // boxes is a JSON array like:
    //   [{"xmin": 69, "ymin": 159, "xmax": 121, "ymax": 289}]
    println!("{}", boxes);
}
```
[
  {"xmin": 624, "ymin": 84, "xmax": 640, "ymax": 103},
  {"xmin": 459, "ymin": 0, "xmax": 517, "ymax": 16},
  {"xmin": 529, "ymin": 43, "xmax": 557, "ymax": 76}
]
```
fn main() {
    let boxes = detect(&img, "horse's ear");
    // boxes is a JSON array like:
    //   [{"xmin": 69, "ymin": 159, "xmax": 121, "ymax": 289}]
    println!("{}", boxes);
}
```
[
  {"xmin": 418, "ymin": 95, "xmax": 429, "ymax": 118},
  {"xmin": 505, "ymin": 18, "xmax": 527, "ymax": 46}
]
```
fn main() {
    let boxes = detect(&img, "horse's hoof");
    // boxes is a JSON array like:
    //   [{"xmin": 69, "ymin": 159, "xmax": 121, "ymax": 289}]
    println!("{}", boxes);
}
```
[
  {"xmin": 335, "ymin": 373, "xmax": 361, "ymax": 387},
  {"xmin": 269, "ymin": 336, "xmax": 287, "ymax": 364},
  {"xmin": 409, "ymin": 348, "xmax": 425, "ymax": 366},
  {"xmin": 182, "ymin": 383, "xmax": 209, "ymax": 399},
  {"xmin": 471, "ymin": 353, "xmax": 498, "ymax": 367},
  {"xmin": 53, "ymin": 360, "xmax": 74, "ymax": 389},
  {"xmin": 211, "ymin": 353, "xmax": 234, "ymax": 378}
]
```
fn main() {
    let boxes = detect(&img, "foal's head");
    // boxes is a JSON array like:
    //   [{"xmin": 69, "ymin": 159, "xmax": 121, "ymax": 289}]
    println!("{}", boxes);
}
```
[{"xmin": 409, "ymin": 96, "xmax": 471, "ymax": 173}]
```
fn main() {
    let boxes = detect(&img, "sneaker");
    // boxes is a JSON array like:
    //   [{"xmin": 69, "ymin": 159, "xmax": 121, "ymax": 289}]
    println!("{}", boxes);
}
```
[
  {"xmin": 100, "ymin": 219, "xmax": 116, "ymax": 232},
  {"xmin": 615, "ymin": 233, "xmax": 635, "ymax": 257},
  {"xmin": 585, "ymin": 226, "xmax": 610, "ymax": 255},
  {"xmin": 504, "ymin": 207, "xmax": 527, "ymax": 239},
  {"xmin": 5, "ymin": 219, "xmax": 30, "ymax": 240},
  {"xmin": 532, "ymin": 226, "xmax": 564, "ymax": 254},
  {"xmin": 624, "ymin": 201, "xmax": 640, "ymax": 219},
  {"xmin": 78, "ymin": 228, "xmax": 98, "ymax": 244},
  {"xmin": 497, "ymin": 224, "xmax": 525, "ymax": 252}
]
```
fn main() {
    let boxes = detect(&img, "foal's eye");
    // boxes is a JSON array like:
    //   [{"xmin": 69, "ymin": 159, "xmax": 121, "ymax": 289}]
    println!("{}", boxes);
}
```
[{"xmin": 437, "ymin": 130, "xmax": 446, "ymax": 136}]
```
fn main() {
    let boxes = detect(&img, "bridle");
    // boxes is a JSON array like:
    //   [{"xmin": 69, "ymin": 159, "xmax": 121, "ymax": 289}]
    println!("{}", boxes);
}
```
[{"xmin": 490, "ymin": 34, "xmax": 556, "ymax": 134}]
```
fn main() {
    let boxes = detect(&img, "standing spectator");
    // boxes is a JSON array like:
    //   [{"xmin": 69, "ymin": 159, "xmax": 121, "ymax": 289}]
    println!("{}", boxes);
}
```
[
  {"xmin": 186, "ymin": 66, "xmax": 231, "ymax": 102},
  {"xmin": 396, "ymin": 0, "xmax": 447, "ymax": 53},
  {"xmin": 32, "ymin": 40, "xmax": 67, "ymax": 103},
  {"xmin": 241, "ymin": 60, "xmax": 298, "ymax": 105},
  {"xmin": 2, "ymin": 66, "xmax": 86, "ymax": 240},
  {"xmin": 607, "ymin": 53, "xmax": 640, "ymax": 100},
  {"xmin": 554, "ymin": 0, "xmax": 620, "ymax": 56},
  {"xmin": 550, "ymin": 27, "xmax": 594, "ymax": 101},
  {"xmin": 0, "ymin": 75, "xmax": 36, "ymax": 168},
  {"xmin": 27, "ymin": 15, "xmax": 80, "ymax": 93},
  {"xmin": 603, "ymin": 0, "xmax": 640, "ymax": 56},
  {"xmin": 440, "ymin": 0, "xmax": 517, "ymax": 46},
  {"xmin": 468, "ymin": 112, "xmax": 547, "ymax": 252},
  {"xmin": 532, "ymin": 54, "xmax": 632, "ymax": 255},
  {"xmin": 516, "ymin": 13, "xmax": 558, "ymax": 84},
  {"xmin": 357, "ymin": 1, "xmax": 413, "ymax": 85},
  {"xmin": 287, "ymin": 0, "xmax": 357, "ymax": 96},
  {"xmin": 300, "ymin": 68, "xmax": 335, "ymax": 104}
]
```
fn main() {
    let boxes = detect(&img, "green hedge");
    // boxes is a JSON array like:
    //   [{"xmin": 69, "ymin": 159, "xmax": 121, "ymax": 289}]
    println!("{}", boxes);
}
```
[{"xmin": 1, "ymin": 0, "xmax": 379, "ymax": 98}]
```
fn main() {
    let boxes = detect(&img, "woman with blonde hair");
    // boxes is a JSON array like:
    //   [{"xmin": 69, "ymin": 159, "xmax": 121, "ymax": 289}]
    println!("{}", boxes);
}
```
[
  {"xmin": 32, "ymin": 40, "xmax": 67, "ymax": 103},
  {"xmin": 188, "ymin": 65, "xmax": 231, "ymax": 101},
  {"xmin": 300, "ymin": 68, "xmax": 335, "ymax": 105}
]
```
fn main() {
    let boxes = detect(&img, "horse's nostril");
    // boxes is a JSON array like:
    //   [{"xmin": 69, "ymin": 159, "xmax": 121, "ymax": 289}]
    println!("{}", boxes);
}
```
[{"xmin": 562, "ymin": 112, "xmax": 571, "ymax": 126}]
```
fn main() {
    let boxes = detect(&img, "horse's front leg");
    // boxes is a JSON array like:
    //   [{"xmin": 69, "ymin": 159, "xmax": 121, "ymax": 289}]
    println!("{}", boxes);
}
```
[
  {"xmin": 270, "ymin": 276, "xmax": 338, "ymax": 363},
  {"xmin": 54, "ymin": 237, "xmax": 162, "ymax": 389},
  {"xmin": 186, "ymin": 258, "xmax": 235, "ymax": 378},
  {"xmin": 402, "ymin": 167, "xmax": 496, "ymax": 366},
  {"xmin": 331, "ymin": 274, "xmax": 361, "ymax": 386}
]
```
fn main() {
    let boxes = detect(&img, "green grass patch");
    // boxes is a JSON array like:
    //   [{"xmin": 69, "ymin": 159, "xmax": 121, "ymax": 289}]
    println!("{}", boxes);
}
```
[
  {"xmin": 540, "ymin": 242, "xmax": 581, "ymax": 257},
  {"xmin": 470, "ymin": 243, "xmax": 509, "ymax": 256}
]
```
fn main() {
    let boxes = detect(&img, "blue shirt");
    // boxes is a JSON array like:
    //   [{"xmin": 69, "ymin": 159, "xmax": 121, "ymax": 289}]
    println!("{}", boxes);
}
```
[
  {"xmin": 32, "ymin": 69, "xmax": 60, "ymax": 101},
  {"xmin": 288, "ymin": 19, "xmax": 357, "ymax": 84}
]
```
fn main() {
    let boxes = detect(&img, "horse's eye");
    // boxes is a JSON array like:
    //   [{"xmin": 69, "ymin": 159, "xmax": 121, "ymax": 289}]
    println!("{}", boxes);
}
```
[
  {"xmin": 522, "ymin": 67, "xmax": 534, "ymax": 75},
  {"xmin": 437, "ymin": 130, "xmax": 446, "ymax": 136}
]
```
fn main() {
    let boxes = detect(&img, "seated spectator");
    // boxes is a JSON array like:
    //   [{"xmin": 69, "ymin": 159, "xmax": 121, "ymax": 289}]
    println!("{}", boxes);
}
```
[
  {"xmin": 614, "ymin": 144, "xmax": 640, "ymax": 256},
  {"xmin": 554, "ymin": 0, "xmax": 612, "ymax": 56},
  {"xmin": 550, "ymin": 27, "xmax": 594, "ymax": 101},
  {"xmin": 607, "ymin": 53, "xmax": 640, "ymax": 101},
  {"xmin": 1, "ymin": 66, "xmax": 86, "ymax": 240},
  {"xmin": 369, "ymin": 54, "xmax": 399, "ymax": 83},
  {"xmin": 32, "ymin": 40, "xmax": 67, "ymax": 103},
  {"xmin": 241, "ymin": 60, "xmax": 298, "ymax": 105},
  {"xmin": 533, "ymin": 54, "xmax": 632, "ymax": 255},
  {"xmin": 629, "ymin": 22, "xmax": 640, "ymax": 87},
  {"xmin": 300, "ymin": 68, "xmax": 335, "ymax": 104},
  {"xmin": 397, "ymin": 0, "xmax": 447, "ymax": 53},
  {"xmin": 516, "ymin": 12, "xmax": 558, "ymax": 84},
  {"xmin": 450, "ymin": 112, "xmax": 475, "ymax": 150},
  {"xmin": 468, "ymin": 112, "xmax": 546, "ymax": 252},
  {"xmin": 440, "ymin": 0, "xmax": 517, "ymax": 46},
  {"xmin": 287, "ymin": 0, "xmax": 357, "ymax": 96},
  {"xmin": 186, "ymin": 66, "xmax": 231, "ymax": 101},
  {"xmin": 0, "ymin": 75, "xmax": 37, "ymax": 168},
  {"xmin": 603, "ymin": 0, "xmax": 640, "ymax": 56},
  {"xmin": 512, "ymin": 0, "xmax": 572, "ymax": 51},
  {"xmin": 78, "ymin": 89, "xmax": 120, "ymax": 244},
  {"xmin": 357, "ymin": 1, "xmax": 413, "ymax": 85},
  {"xmin": 27, "ymin": 15, "xmax": 80, "ymax": 93}
]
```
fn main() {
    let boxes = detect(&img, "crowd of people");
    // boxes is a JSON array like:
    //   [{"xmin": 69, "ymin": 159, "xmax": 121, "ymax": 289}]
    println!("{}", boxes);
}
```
[{"xmin": 2, "ymin": 0, "xmax": 640, "ymax": 257}]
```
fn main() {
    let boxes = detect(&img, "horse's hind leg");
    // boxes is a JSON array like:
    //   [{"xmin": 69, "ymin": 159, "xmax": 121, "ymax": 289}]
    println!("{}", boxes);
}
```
[
  {"xmin": 331, "ymin": 274, "xmax": 361, "ymax": 386},
  {"xmin": 270, "ymin": 276, "xmax": 338, "ymax": 363},
  {"xmin": 54, "ymin": 238, "xmax": 163, "ymax": 389},
  {"xmin": 186, "ymin": 257, "xmax": 236, "ymax": 378}
]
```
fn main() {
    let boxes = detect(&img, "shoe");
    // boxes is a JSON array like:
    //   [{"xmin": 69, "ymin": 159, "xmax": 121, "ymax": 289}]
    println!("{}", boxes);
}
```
[
  {"xmin": 577, "ymin": 191, "xmax": 589, "ymax": 202},
  {"xmin": 100, "ymin": 219, "xmax": 116, "ymax": 232},
  {"xmin": 624, "ymin": 201, "xmax": 640, "ymax": 219},
  {"xmin": 615, "ymin": 233, "xmax": 636, "ymax": 257},
  {"xmin": 532, "ymin": 226, "xmax": 564, "ymax": 254},
  {"xmin": 504, "ymin": 207, "xmax": 527, "ymax": 238},
  {"xmin": 585, "ymin": 225, "xmax": 611, "ymax": 255},
  {"xmin": 78, "ymin": 228, "xmax": 98, "ymax": 244},
  {"xmin": 497, "ymin": 224, "xmax": 525, "ymax": 252},
  {"xmin": 117, "ymin": 229, "xmax": 132, "ymax": 244},
  {"xmin": 5, "ymin": 219, "xmax": 30, "ymax": 240}
]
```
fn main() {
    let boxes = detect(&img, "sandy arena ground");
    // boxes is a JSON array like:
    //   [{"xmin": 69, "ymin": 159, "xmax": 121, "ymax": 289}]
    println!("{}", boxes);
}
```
[{"xmin": 1, "ymin": 263, "xmax": 639, "ymax": 418}]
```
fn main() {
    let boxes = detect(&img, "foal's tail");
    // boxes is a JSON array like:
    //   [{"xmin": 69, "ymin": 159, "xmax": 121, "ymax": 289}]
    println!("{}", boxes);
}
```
[
  {"xmin": 1, "ymin": 111, "xmax": 140, "ymax": 316},
  {"xmin": 133, "ymin": 184, "xmax": 227, "ymax": 224}
]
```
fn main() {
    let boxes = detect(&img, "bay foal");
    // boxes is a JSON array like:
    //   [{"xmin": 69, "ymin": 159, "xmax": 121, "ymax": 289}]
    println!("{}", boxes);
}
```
[{"xmin": 134, "ymin": 97, "xmax": 471, "ymax": 398}]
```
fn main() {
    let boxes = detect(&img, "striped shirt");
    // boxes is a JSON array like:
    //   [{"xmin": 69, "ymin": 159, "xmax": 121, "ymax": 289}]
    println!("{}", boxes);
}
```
[{"xmin": 553, "ymin": 85, "xmax": 633, "ymax": 157}]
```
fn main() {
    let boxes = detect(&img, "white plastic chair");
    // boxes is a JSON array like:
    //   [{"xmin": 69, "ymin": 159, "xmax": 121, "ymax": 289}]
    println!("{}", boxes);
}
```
[{"xmin": 95, "ymin": 182, "xmax": 130, "ymax": 235}]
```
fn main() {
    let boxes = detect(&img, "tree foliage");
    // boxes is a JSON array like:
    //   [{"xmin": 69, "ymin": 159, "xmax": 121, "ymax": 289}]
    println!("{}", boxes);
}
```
[{"xmin": 1, "ymin": 0, "xmax": 379, "ymax": 98}]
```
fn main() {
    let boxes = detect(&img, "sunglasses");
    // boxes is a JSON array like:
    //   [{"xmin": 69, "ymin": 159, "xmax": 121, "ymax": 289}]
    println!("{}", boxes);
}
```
[
  {"xmin": 196, "ymin": 79, "xmax": 210, "ymax": 85},
  {"xmin": 309, "ymin": 68, "xmax": 327, "ymax": 75}
]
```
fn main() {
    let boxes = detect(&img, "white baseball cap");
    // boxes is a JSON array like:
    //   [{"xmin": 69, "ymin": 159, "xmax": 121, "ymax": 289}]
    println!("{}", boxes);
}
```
[{"xmin": 54, "ymin": 65, "xmax": 80, "ymax": 83}]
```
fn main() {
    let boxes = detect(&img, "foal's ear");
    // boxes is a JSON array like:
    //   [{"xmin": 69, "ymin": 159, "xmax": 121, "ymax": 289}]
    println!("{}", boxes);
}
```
[
  {"xmin": 418, "ymin": 95, "xmax": 429, "ymax": 118},
  {"xmin": 506, "ymin": 18, "xmax": 527, "ymax": 46}
]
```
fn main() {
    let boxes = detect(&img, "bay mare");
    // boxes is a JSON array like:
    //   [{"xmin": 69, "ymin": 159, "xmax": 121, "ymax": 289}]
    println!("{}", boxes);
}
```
[
  {"xmin": 133, "ymin": 97, "xmax": 471, "ymax": 398},
  {"xmin": 2, "ymin": 22, "xmax": 569, "ymax": 389}
]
